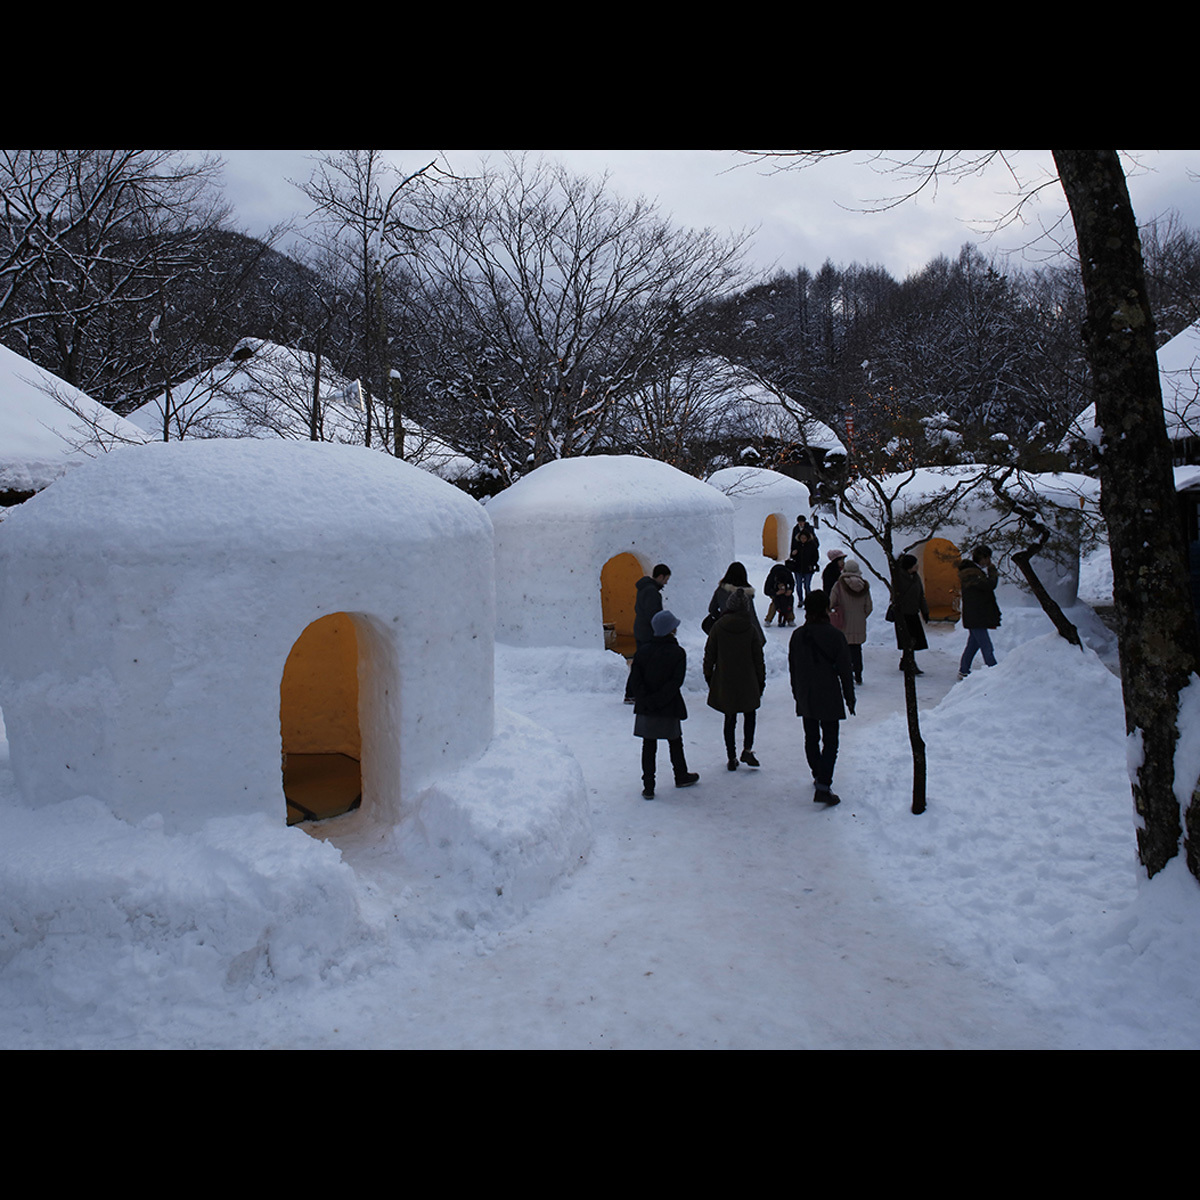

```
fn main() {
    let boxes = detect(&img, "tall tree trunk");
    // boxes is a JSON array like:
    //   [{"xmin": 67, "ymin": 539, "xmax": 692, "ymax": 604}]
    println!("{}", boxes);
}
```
[{"xmin": 1053, "ymin": 150, "xmax": 1200, "ymax": 880}]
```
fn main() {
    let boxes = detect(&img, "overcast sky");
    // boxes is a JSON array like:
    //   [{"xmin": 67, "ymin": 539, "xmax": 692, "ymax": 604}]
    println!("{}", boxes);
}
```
[{"xmin": 218, "ymin": 149, "xmax": 1200, "ymax": 284}]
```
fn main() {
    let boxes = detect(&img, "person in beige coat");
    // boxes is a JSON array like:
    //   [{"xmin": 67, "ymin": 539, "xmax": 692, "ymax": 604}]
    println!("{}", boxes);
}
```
[{"xmin": 829, "ymin": 558, "xmax": 873, "ymax": 685}]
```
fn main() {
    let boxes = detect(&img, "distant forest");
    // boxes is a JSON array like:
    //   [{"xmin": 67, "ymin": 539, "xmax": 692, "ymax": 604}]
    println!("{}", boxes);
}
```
[{"xmin": 5, "ymin": 149, "xmax": 1200, "ymax": 490}]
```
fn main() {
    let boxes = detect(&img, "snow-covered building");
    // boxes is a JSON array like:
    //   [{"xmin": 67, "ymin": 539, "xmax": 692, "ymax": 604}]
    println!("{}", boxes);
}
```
[
  {"xmin": 0, "ymin": 342, "xmax": 148, "ymax": 506},
  {"xmin": 0, "ymin": 440, "xmax": 499, "ymax": 832},
  {"xmin": 1063, "ymin": 319, "xmax": 1200, "ymax": 464},
  {"xmin": 679, "ymin": 358, "xmax": 846, "ymax": 488},
  {"xmin": 487, "ymin": 455, "xmax": 735, "ymax": 652},
  {"xmin": 831, "ymin": 466, "xmax": 1092, "ymax": 618},
  {"xmin": 706, "ymin": 466, "xmax": 812, "ymax": 561},
  {"xmin": 126, "ymin": 337, "xmax": 477, "ymax": 486}
]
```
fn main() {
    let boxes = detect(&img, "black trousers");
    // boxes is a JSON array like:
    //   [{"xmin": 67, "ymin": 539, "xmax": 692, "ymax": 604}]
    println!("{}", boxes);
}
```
[
  {"xmin": 803, "ymin": 717, "xmax": 840, "ymax": 787},
  {"xmin": 723, "ymin": 711, "xmax": 756, "ymax": 759},
  {"xmin": 642, "ymin": 737, "xmax": 689, "ymax": 787}
]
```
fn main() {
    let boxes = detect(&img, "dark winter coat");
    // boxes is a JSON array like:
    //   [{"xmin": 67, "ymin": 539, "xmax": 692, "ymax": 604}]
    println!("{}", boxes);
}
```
[
  {"xmin": 630, "ymin": 636, "xmax": 688, "ymax": 721},
  {"xmin": 792, "ymin": 538, "xmax": 820, "ymax": 574},
  {"xmin": 708, "ymin": 583, "xmax": 766, "ymax": 646},
  {"xmin": 704, "ymin": 612, "xmax": 766, "ymax": 714},
  {"xmin": 765, "ymin": 563, "xmax": 795, "ymax": 598},
  {"xmin": 633, "ymin": 575, "xmax": 665, "ymax": 644},
  {"xmin": 892, "ymin": 565, "xmax": 929, "ymax": 651},
  {"xmin": 791, "ymin": 521, "xmax": 818, "ymax": 558},
  {"xmin": 822, "ymin": 557, "xmax": 844, "ymax": 597},
  {"xmin": 893, "ymin": 566, "xmax": 929, "ymax": 620},
  {"xmin": 957, "ymin": 559, "xmax": 1001, "ymax": 629},
  {"xmin": 789, "ymin": 617, "xmax": 855, "ymax": 721}
]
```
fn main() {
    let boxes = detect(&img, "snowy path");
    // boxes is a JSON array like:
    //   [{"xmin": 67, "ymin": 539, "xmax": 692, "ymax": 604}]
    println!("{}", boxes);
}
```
[{"xmin": 246, "ymin": 627, "xmax": 1062, "ymax": 1050}]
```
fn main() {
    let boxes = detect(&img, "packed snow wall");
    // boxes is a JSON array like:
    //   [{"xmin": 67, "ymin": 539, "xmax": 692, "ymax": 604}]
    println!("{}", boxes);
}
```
[
  {"xmin": 487, "ymin": 455, "xmax": 735, "ymax": 649},
  {"xmin": 0, "ymin": 439, "xmax": 497, "ymax": 832}
]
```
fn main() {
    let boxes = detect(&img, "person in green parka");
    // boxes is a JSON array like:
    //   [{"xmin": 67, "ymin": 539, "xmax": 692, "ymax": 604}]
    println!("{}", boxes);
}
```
[{"xmin": 704, "ymin": 587, "xmax": 766, "ymax": 771}]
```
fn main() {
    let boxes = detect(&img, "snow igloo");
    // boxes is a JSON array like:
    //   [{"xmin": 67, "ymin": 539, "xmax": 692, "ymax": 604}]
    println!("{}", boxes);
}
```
[
  {"xmin": 0, "ymin": 439, "xmax": 499, "ymax": 833},
  {"xmin": 707, "ymin": 466, "xmax": 812, "ymax": 561},
  {"xmin": 488, "ymin": 455, "xmax": 735, "ymax": 652}
]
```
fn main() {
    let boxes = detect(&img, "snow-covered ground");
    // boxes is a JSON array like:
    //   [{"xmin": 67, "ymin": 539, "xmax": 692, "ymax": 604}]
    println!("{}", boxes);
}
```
[{"xmin": 1, "ymin": 547, "xmax": 1197, "ymax": 1048}]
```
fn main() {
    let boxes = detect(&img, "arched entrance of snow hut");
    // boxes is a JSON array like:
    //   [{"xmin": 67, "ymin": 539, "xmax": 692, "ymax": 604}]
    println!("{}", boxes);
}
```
[
  {"xmin": 762, "ymin": 514, "xmax": 782, "ymax": 559},
  {"xmin": 280, "ymin": 612, "xmax": 364, "ymax": 825},
  {"xmin": 922, "ymin": 537, "xmax": 961, "ymax": 622},
  {"xmin": 600, "ymin": 551, "xmax": 645, "ymax": 658}
]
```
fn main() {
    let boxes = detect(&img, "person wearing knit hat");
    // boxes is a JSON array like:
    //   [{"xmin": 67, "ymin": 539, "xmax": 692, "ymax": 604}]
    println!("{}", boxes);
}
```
[
  {"xmin": 829, "ymin": 557, "xmax": 873, "ymax": 685},
  {"xmin": 822, "ymin": 547, "xmax": 847, "ymax": 598},
  {"xmin": 629, "ymin": 609, "xmax": 699, "ymax": 799}
]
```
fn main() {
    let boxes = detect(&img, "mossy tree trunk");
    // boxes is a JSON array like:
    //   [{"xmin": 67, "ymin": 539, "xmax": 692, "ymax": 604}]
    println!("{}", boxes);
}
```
[{"xmin": 1054, "ymin": 149, "xmax": 1200, "ymax": 880}]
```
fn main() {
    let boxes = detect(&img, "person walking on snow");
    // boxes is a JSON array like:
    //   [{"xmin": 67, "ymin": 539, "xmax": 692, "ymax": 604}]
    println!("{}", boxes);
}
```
[
  {"xmin": 829, "ymin": 557, "xmax": 872, "ymax": 684},
  {"xmin": 789, "ymin": 590, "xmax": 856, "ymax": 806},
  {"xmin": 624, "ymin": 562, "xmax": 671, "ymax": 702},
  {"xmin": 704, "ymin": 588, "xmax": 766, "ymax": 771},
  {"xmin": 630, "ymin": 609, "xmax": 699, "ymax": 799},
  {"xmin": 956, "ymin": 544, "xmax": 1001, "ymax": 680}
]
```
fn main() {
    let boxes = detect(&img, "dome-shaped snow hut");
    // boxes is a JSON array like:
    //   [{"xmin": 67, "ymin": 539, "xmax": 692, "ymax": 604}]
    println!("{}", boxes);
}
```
[
  {"xmin": 488, "ymin": 455, "xmax": 735, "ymax": 650},
  {"xmin": 706, "ymin": 466, "xmax": 812, "ymax": 561},
  {"xmin": 0, "ymin": 439, "xmax": 496, "ymax": 833}
]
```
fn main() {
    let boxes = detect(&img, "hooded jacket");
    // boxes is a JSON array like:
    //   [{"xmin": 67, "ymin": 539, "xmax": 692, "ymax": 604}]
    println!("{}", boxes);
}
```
[{"xmin": 957, "ymin": 559, "xmax": 1001, "ymax": 629}]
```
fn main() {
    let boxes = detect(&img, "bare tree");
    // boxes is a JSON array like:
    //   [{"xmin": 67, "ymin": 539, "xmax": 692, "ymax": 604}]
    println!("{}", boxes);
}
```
[
  {"xmin": 405, "ymin": 154, "xmax": 751, "ymax": 484},
  {"xmin": 0, "ymin": 150, "xmax": 234, "ymax": 409},
  {"xmin": 294, "ymin": 149, "xmax": 441, "ymax": 457}
]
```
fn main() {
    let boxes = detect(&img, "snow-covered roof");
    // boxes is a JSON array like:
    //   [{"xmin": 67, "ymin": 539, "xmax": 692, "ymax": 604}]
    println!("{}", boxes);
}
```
[
  {"xmin": 0, "ymin": 342, "xmax": 148, "ymax": 494},
  {"xmin": 707, "ymin": 465, "xmax": 809, "ymax": 507},
  {"xmin": 696, "ymin": 358, "xmax": 846, "ymax": 455},
  {"xmin": 487, "ymin": 454, "xmax": 734, "ymax": 649},
  {"xmin": 488, "ymin": 453, "xmax": 732, "ymax": 521},
  {"xmin": 1064, "ymin": 319, "xmax": 1200, "ymax": 447},
  {"xmin": 848, "ymin": 464, "xmax": 1098, "ymax": 508},
  {"xmin": 126, "ymin": 338, "xmax": 476, "ymax": 483}
]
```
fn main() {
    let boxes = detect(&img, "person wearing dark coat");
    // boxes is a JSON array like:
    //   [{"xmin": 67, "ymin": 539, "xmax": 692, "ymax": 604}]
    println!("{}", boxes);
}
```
[
  {"xmin": 704, "ymin": 588, "xmax": 767, "ymax": 771},
  {"xmin": 707, "ymin": 562, "xmax": 766, "ymax": 646},
  {"xmin": 790, "ymin": 514, "xmax": 818, "ymax": 559},
  {"xmin": 789, "ymin": 590, "xmax": 856, "ymax": 806},
  {"xmin": 892, "ymin": 553, "xmax": 929, "ymax": 674},
  {"xmin": 763, "ymin": 562, "xmax": 796, "ymax": 626},
  {"xmin": 956, "ymin": 544, "xmax": 1001, "ymax": 679},
  {"xmin": 630, "ymin": 609, "xmax": 699, "ymax": 799},
  {"xmin": 791, "ymin": 530, "xmax": 820, "ymax": 602},
  {"xmin": 822, "ymin": 548, "xmax": 846, "ymax": 598},
  {"xmin": 624, "ymin": 563, "xmax": 671, "ymax": 702}
]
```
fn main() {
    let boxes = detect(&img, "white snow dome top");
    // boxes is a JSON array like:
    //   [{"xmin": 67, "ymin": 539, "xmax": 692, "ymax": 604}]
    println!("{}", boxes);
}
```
[
  {"xmin": 707, "ymin": 465, "xmax": 811, "ymax": 560},
  {"xmin": 488, "ymin": 454, "xmax": 731, "ymax": 520},
  {"xmin": 707, "ymin": 465, "xmax": 810, "ymax": 507},
  {"xmin": 487, "ymin": 454, "xmax": 734, "ymax": 649},
  {"xmin": 4, "ymin": 437, "xmax": 488, "ymax": 558}
]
